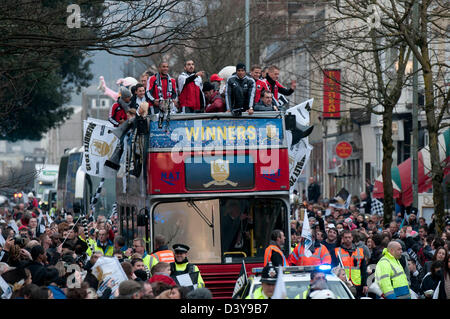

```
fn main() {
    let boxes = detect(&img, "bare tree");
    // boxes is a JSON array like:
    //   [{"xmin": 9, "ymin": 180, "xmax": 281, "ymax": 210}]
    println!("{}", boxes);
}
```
[
  {"xmin": 0, "ymin": 0, "xmax": 226, "ymax": 124},
  {"xmin": 269, "ymin": 0, "xmax": 448, "ymax": 226},
  {"xmin": 391, "ymin": 0, "xmax": 449, "ymax": 233},
  {"xmin": 132, "ymin": 0, "xmax": 286, "ymax": 78},
  {"xmin": 0, "ymin": 167, "xmax": 38, "ymax": 192},
  {"xmin": 281, "ymin": 1, "xmax": 412, "ymax": 223}
]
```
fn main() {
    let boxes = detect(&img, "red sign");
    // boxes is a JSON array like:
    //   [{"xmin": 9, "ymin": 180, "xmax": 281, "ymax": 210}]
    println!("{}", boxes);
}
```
[
  {"xmin": 335, "ymin": 141, "xmax": 352, "ymax": 159},
  {"xmin": 323, "ymin": 70, "xmax": 341, "ymax": 118}
]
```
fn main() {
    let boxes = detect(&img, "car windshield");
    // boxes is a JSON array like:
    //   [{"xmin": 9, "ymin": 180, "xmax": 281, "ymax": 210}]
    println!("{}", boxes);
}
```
[{"xmin": 253, "ymin": 279, "xmax": 353, "ymax": 299}]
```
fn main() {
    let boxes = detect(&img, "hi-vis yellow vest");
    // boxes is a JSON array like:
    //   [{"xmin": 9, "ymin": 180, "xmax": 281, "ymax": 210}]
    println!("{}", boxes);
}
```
[{"xmin": 335, "ymin": 247, "xmax": 364, "ymax": 286}]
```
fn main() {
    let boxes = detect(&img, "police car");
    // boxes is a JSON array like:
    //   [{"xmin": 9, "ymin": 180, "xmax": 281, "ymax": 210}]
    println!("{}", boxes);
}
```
[{"xmin": 247, "ymin": 265, "xmax": 356, "ymax": 299}]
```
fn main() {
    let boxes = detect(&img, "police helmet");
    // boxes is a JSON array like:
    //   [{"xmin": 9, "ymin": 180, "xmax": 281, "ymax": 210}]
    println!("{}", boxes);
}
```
[{"xmin": 261, "ymin": 263, "xmax": 278, "ymax": 284}]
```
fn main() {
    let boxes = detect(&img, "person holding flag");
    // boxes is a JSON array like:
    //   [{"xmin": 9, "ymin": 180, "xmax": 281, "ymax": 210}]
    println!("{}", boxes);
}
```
[{"xmin": 288, "ymin": 211, "xmax": 331, "ymax": 266}]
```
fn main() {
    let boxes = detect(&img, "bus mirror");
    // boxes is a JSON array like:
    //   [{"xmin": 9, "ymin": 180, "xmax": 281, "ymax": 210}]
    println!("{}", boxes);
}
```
[{"xmin": 137, "ymin": 208, "xmax": 149, "ymax": 226}]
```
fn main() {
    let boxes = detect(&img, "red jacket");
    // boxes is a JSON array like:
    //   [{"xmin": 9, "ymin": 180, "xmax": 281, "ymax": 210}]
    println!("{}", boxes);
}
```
[
  {"xmin": 108, "ymin": 102, "xmax": 127, "ymax": 127},
  {"xmin": 254, "ymin": 76, "xmax": 294, "ymax": 103},
  {"xmin": 288, "ymin": 242, "xmax": 332, "ymax": 266},
  {"xmin": 177, "ymin": 72, "xmax": 204, "ymax": 110},
  {"xmin": 205, "ymin": 91, "xmax": 226, "ymax": 113},
  {"xmin": 146, "ymin": 73, "xmax": 177, "ymax": 106},
  {"xmin": 254, "ymin": 79, "xmax": 270, "ymax": 103}
]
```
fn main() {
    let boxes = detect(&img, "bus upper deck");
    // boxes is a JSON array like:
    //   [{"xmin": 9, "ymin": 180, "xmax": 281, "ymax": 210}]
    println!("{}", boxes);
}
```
[{"xmin": 115, "ymin": 111, "xmax": 294, "ymax": 298}]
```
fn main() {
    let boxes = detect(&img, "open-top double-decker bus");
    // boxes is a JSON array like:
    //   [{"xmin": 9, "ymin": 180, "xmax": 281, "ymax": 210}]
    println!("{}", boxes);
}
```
[{"xmin": 116, "ymin": 111, "xmax": 291, "ymax": 298}]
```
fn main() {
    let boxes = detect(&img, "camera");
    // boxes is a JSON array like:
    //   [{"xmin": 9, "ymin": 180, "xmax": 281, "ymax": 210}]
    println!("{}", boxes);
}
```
[{"xmin": 14, "ymin": 235, "xmax": 25, "ymax": 247}]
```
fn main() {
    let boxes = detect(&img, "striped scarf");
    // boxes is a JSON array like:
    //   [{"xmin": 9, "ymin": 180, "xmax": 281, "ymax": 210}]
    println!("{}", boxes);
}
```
[{"xmin": 156, "ymin": 73, "xmax": 173, "ymax": 100}]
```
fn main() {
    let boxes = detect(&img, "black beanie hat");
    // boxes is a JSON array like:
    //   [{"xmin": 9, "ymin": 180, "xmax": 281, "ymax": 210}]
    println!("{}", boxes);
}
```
[{"xmin": 236, "ymin": 63, "xmax": 246, "ymax": 71}]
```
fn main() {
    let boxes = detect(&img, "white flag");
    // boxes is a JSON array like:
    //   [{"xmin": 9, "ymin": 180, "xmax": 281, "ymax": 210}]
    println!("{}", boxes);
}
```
[
  {"xmin": 0, "ymin": 232, "xmax": 5, "ymax": 247},
  {"xmin": 272, "ymin": 266, "xmax": 287, "ymax": 299},
  {"xmin": 8, "ymin": 221, "xmax": 18, "ymax": 235},
  {"xmin": 0, "ymin": 276, "xmax": 12, "ymax": 299},
  {"xmin": 46, "ymin": 213, "xmax": 54, "ymax": 225},
  {"xmin": 81, "ymin": 118, "xmax": 119, "ymax": 178},
  {"xmin": 302, "ymin": 208, "xmax": 313, "ymax": 257},
  {"xmin": 286, "ymin": 99, "xmax": 314, "ymax": 190},
  {"xmin": 433, "ymin": 281, "xmax": 441, "ymax": 299}
]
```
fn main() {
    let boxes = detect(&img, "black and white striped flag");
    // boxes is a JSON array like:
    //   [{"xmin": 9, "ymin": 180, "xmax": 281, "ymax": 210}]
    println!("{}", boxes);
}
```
[
  {"xmin": 82, "ymin": 212, "xmax": 95, "ymax": 253},
  {"xmin": 90, "ymin": 177, "xmax": 105, "ymax": 216}
]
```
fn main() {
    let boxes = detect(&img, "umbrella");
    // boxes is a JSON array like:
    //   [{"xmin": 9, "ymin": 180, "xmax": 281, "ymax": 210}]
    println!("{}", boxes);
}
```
[{"xmin": 373, "ymin": 128, "xmax": 450, "ymax": 206}]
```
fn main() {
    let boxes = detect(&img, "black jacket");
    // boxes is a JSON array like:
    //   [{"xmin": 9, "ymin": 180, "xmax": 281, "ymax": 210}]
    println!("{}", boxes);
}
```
[
  {"xmin": 307, "ymin": 182, "xmax": 321, "ymax": 203},
  {"xmin": 321, "ymin": 240, "xmax": 339, "ymax": 268},
  {"xmin": 265, "ymin": 73, "xmax": 294, "ymax": 97},
  {"xmin": 369, "ymin": 245, "xmax": 384, "ymax": 265},
  {"xmin": 253, "ymin": 100, "xmax": 275, "ymax": 112},
  {"xmin": 409, "ymin": 268, "xmax": 425, "ymax": 295},
  {"xmin": 225, "ymin": 74, "xmax": 256, "ymax": 111},
  {"xmin": 130, "ymin": 94, "xmax": 150, "ymax": 109},
  {"xmin": 420, "ymin": 272, "xmax": 441, "ymax": 297},
  {"xmin": 25, "ymin": 261, "xmax": 50, "ymax": 286}
]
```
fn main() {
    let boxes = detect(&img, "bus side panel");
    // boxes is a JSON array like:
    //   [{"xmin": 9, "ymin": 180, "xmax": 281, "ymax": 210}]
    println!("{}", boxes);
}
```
[{"xmin": 147, "ymin": 149, "xmax": 289, "ymax": 195}]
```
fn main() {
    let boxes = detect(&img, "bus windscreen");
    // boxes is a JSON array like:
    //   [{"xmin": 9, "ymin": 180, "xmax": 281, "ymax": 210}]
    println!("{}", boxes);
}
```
[{"xmin": 153, "ymin": 198, "xmax": 288, "ymax": 264}]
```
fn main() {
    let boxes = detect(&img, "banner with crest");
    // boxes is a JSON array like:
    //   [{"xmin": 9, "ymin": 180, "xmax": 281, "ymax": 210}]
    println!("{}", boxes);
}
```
[{"xmin": 81, "ymin": 118, "xmax": 118, "ymax": 178}]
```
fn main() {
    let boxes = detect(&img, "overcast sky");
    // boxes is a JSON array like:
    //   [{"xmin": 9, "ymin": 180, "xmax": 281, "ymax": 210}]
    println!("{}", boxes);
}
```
[{"xmin": 70, "ymin": 51, "xmax": 128, "ymax": 105}]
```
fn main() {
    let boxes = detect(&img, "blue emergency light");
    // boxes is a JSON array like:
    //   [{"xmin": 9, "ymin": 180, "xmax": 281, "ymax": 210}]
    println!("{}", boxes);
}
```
[
  {"xmin": 318, "ymin": 264, "xmax": 332, "ymax": 272},
  {"xmin": 252, "ymin": 264, "xmax": 333, "ymax": 275}
]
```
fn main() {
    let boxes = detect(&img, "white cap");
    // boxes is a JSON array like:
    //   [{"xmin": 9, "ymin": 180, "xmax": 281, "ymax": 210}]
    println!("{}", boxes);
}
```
[{"xmin": 27, "ymin": 192, "xmax": 34, "ymax": 198}]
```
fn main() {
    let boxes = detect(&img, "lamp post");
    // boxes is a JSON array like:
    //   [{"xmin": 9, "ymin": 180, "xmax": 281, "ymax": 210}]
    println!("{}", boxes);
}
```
[
  {"xmin": 412, "ymin": 0, "xmax": 419, "ymax": 210},
  {"xmin": 245, "ymin": 0, "xmax": 250, "ymax": 68}
]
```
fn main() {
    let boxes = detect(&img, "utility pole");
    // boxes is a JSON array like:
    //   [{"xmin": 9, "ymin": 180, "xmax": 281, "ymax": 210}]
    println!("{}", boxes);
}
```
[
  {"xmin": 245, "ymin": 0, "xmax": 250, "ymax": 68},
  {"xmin": 412, "ymin": 0, "xmax": 419, "ymax": 210}
]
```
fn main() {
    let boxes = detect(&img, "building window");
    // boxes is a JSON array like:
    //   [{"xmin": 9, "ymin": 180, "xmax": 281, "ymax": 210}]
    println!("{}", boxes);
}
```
[
  {"xmin": 100, "ymin": 99, "xmax": 110, "ymax": 109},
  {"xmin": 91, "ymin": 98, "xmax": 110, "ymax": 109}
]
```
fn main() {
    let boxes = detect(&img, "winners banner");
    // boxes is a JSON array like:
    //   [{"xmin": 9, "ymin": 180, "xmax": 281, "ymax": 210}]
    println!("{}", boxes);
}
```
[
  {"xmin": 81, "ymin": 118, "xmax": 118, "ymax": 178},
  {"xmin": 286, "ymin": 99, "xmax": 314, "ymax": 189}
]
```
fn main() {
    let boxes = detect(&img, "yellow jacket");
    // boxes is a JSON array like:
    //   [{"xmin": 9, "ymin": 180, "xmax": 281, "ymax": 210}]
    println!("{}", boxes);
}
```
[{"xmin": 375, "ymin": 248, "xmax": 410, "ymax": 299}]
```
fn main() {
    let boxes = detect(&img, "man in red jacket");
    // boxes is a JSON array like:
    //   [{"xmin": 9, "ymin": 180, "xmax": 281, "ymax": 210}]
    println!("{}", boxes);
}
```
[
  {"xmin": 203, "ymin": 82, "xmax": 226, "ymax": 113},
  {"xmin": 108, "ymin": 87, "xmax": 132, "ymax": 127},
  {"xmin": 254, "ymin": 65, "xmax": 296, "ymax": 105},
  {"xmin": 146, "ymin": 62, "xmax": 178, "ymax": 115},
  {"xmin": 177, "ymin": 60, "xmax": 205, "ymax": 113}
]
